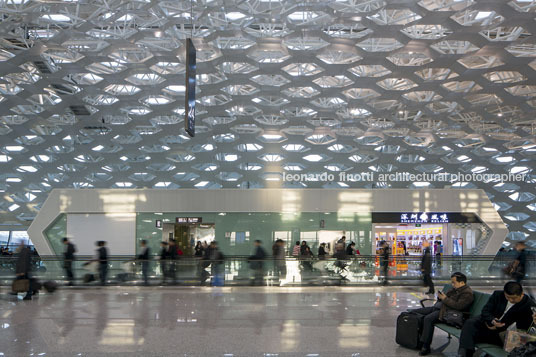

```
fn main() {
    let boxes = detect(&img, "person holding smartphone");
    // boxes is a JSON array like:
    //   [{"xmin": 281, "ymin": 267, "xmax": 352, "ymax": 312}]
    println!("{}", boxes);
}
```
[
  {"xmin": 458, "ymin": 281, "xmax": 536, "ymax": 357},
  {"xmin": 410, "ymin": 272, "xmax": 474, "ymax": 356}
]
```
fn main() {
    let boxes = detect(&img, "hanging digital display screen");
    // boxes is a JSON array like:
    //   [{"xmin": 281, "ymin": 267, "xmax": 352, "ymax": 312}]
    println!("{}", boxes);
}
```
[{"xmin": 185, "ymin": 38, "xmax": 196, "ymax": 138}]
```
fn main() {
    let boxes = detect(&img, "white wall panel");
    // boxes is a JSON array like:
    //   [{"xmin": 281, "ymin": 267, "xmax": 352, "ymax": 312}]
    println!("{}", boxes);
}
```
[
  {"xmin": 66, "ymin": 213, "xmax": 135, "ymax": 256},
  {"xmin": 29, "ymin": 189, "xmax": 508, "ymax": 256}
]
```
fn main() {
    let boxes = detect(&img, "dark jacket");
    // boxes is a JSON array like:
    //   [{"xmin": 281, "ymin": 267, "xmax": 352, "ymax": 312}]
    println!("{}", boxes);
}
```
[
  {"xmin": 318, "ymin": 246, "xmax": 327, "ymax": 259},
  {"xmin": 380, "ymin": 246, "xmax": 390, "ymax": 267},
  {"xmin": 346, "ymin": 245, "xmax": 354, "ymax": 256},
  {"xmin": 439, "ymin": 284, "xmax": 474, "ymax": 320},
  {"xmin": 64, "ymin": 242, "xmax": 76, "ymax": 261},
  {"xmin": 98, "ymin": 246, "xmax": 108, "ymax": 264},
  {"xmin": 160, "ymin": 247, "xmax": 168, "ymax": 260},
  {"xmin": 168, "ymin": 245, "xmax": 178, "ymax": 260},
  {"xmin": 206, "ymin": 247, "xmax": 224, "ymax": 264},
  {"xmin": 16, "ymin": 246, "xmax": 32, "ymax": 275},
  {"xmin": 194, "ymin": 245, "xmax": 204, "ymax": 257},
  {"xmin": 515, "ymin": 249, "xmax": 527, "ymax": 275},
  {"xmin": 421, "ymin": 247, "xmax": 432, "ymax": 274},
  {"xmin": 249, "ymin": 246, "xmax": 266, "ymax": 269},
  {"xmin": 137, "ymin": 247, "xmax": 150, "ymax": 261},
  {"xmin": 480, "ymin": 291, "xmax": 536, "ymax": 332}
]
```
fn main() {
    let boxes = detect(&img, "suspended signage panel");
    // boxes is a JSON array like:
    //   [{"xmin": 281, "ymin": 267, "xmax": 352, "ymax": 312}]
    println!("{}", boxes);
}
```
[{"xmin": 372, "ymin": 212, "xmax": 482, "ymax": 224}]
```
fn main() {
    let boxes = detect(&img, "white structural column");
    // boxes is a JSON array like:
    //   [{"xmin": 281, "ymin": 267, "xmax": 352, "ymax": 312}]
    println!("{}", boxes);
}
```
[{"xmin": 28, "ymin": 188, "xmax": 508, "ymax": 256}]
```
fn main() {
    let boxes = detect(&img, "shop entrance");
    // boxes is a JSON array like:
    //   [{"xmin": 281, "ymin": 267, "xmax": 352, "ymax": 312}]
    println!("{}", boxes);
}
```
[
  {"xmin": 317, "ymin": 230, "xmax": 345, "ymax": 255},
  {"xmin": 373, "ymin": 224, "xmax": 444, "ymax": 256},
  {"xmin": 162, "ymin": 223, "xmax": 215, "ymax": 256}
]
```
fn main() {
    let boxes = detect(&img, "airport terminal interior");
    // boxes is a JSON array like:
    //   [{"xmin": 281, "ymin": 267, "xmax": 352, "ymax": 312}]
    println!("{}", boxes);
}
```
[{"xmin": 0, "ymin": 0, "xmax": 535, "ymax": 356}]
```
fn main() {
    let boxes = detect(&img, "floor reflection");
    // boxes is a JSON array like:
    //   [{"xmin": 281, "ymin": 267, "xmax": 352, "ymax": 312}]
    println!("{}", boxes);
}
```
[{"xmin": 0, "ymin": 286, "xmax": 466, "ymax": 356}]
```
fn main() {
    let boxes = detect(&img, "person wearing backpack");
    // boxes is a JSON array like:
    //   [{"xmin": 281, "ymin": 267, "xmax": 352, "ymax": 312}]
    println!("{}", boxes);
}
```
[{"xmin": 63, "ymin": 237, "xmax": 76, "ymax": 286}]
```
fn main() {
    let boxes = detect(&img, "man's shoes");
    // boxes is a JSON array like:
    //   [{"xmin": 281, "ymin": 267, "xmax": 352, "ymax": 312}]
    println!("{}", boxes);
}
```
[
  {"xmin": 419, "ymin": 346, "xmax": 431, "ymax": 356},
  {"xmin": 23, "ymin": 295, "xmax": 32, "ymax": 300}
]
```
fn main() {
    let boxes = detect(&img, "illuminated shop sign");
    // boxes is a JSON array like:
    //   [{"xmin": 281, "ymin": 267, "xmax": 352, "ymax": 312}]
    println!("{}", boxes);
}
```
[
  {"xmin": 176, "ymin": 217, "xmax": 202, "ymax": 224},
  {"xmin": 372, "ymin": 212, "xmax": 481, "ymax": 224},
  {"xmin": 400, "ymin": 213, "xmax": 449, "ymax": 223}
]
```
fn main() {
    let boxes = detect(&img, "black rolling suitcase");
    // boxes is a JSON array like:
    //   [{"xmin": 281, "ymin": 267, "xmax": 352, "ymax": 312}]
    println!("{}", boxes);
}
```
[{"xmin": 396, "ymin": 311, "xmax": 425, "ymax": 349}]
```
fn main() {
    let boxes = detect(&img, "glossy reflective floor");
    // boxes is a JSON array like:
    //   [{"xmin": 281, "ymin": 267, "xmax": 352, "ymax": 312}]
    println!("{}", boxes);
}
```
[{"xmin": 0, "ymin": 286, "xmax": 501, "ymax": 357}]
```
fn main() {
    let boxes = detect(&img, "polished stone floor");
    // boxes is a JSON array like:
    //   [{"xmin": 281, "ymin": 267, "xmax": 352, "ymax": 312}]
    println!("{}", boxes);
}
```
[{"xmin": 0, "ymin": 286, "xmax": 501, "ymax": 357}]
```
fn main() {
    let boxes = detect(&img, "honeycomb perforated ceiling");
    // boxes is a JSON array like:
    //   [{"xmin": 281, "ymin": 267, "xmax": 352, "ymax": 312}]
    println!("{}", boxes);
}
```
[{"xmin": 0, "ymin": 0, "xmax": 535, "ymax": 245}]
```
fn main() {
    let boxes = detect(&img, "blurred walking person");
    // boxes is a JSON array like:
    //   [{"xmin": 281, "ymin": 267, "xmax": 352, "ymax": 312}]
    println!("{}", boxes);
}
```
[
  {"xmin": 194, "ymin": 241, "xmax": 204, "ymax": 257},
  {"xmin": 159, "ymin": 241, "xmax": 169, "ymax": 284},
  {"xmin": 505, "ymin": 241, "xmax": 527, "ymax": 284},
  {"xmin": 249, "ymin": 240, "xmax": 267, "ymax": 286},
  {"xmin": 346, "ymin": 242, "xmax": 356, "ymax": 256},
  {"xmin": 168, "ymin": 239, "xmax": 178, "ymax": 284},
  {"xmin": 15, "ymin": 243, "xmax": 34, "ymax": 300},
  {"xmin": 96, "ymin": 241, "xmax": 108, "ymax": 286},
  {"xmin": 273, "ymin": 239, "xmax": 286, "ymax": 281},
  {"xmin": 379, "ymin": 241, "xmax": 390, "ymax": 286},
  {"xmin": 318, "ymin": 243, "xmax": 327, "ymax": 260},
  {"xmin": 62, "ymin": 237, "xmax": 76, "ymax": 286},
  {"xmin": 206, "ymin": 241, "xmax": 224, "ymax": 286},
  {"xmin": 292, "ymin": 241, "xmax": 300, "ymax": 257},
  {"xmin": 421, "ymin": 241, "xmax": 434, "ymax": 294},
  {"xmin": 137, "ymin": 240, "xmax": 150, "ymax": 285}
]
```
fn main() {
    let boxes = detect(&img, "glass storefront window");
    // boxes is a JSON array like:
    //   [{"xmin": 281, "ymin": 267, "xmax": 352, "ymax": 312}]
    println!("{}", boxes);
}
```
[
  {"xmin": 0, "ymin": 231, "xmax": 9, "ymax": 246},
  {"xmin": 136, "ymin": 212, "xmax": 372, "ymax": 256},
  {"xmin": 10, "ymin": 231, "xmax": 31, "ymax": 246}
]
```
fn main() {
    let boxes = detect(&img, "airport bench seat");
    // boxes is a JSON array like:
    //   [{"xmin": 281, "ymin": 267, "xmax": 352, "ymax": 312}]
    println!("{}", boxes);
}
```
[{"xmin": 423, "ymin": 284, "xmax": 508, "ymax": 357}]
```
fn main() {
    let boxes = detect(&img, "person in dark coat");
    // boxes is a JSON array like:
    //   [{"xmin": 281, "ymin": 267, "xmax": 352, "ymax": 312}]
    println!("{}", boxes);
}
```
[
  {"xmin": 194, "ymin": 241, "xmax": 204, "ymax": 257},
  {"xmin": 346, "ymin": 242, "xmax": 355, "ymax": 256},
  {"xmin": 301, "ymin": 246, "xmax": 314, "ymax": 272},
  {"xmin": 379, "ymin": 241, "xmax": 390, "ymax": 285},
  {"xmin": 206, "ymin": 241, "xmax": 224, "ymax": 285},
  {"xmin": 421, "ymin": 241, "xmax": 434, "ymax": 294},
  {"xmin": 167, "ymin": 239, "xmax": 178, "ymax": 284},
  {"xmin": 137, "ymin": 240, "xmax": 150, "ymax": 285},
  {"xmin": 509, "ymin": 241, "xmax": 527, "ymax": 284},
  {"xmin": 62, "ymin": 237, "xmax": 76, "ymax": 286},
  {"xmin": 249, "ymin": 240, "xmax": 266, "ymax": 286},
  {"xmin": 299, "ymin": 240, "xmax": 308, "ymax": 256},
  {"xmin": 15, "ymin": 243, "xmax": 33, "ymax": 300},
  {"xmin": 272, "ymin": 239, "xmax": 286, "ymax": 280},
  {"xmin": 159, "ymin": 241, "xmax": 169, "ymax": 284},
  {"xmin": 96, "ymin": 241, "xmax": 108, "ymax": 286},
  {"xmin": 411, "ymin": 272, "xmax": 474, "ymax": 356},
  {"xmin": 458, "ymin": 281, "xmax": 536, "ymax": 357},
  {"xmin": 318, "ymin": 243, "xmax": 327, "ymax": 260}
]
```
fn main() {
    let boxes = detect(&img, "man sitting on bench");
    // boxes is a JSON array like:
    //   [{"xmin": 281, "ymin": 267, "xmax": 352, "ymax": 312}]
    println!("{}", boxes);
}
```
[
  {"xmin": 411, "ymin": 272, "xmax": 474, "ymax": 356},
  {"xmin": 458, "ymin": 281, "xmax": 536, "ymax": 357}
]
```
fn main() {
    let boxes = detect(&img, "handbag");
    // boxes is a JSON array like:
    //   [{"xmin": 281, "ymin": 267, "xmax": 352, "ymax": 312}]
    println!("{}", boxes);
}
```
[
  {"xmin": 12, "ymin": 278, "xmax": 30, "ymax": 293},
  {"xmin": 504, "ymin": 330, "xmax": 536, "ymax": 353},
  {"xmin": 508, "ymin": 341, "xmax": 536, "ymax": 357},
  {"xmin": 441, "ymin": 308, "xmax": 465, "ymax": 328}
]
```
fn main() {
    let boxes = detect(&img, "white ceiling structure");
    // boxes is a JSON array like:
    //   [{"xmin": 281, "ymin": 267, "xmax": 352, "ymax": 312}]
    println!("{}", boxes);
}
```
[{"xmin": 0, "ymin": 0, "xmax": 535, "ymax": 246}]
